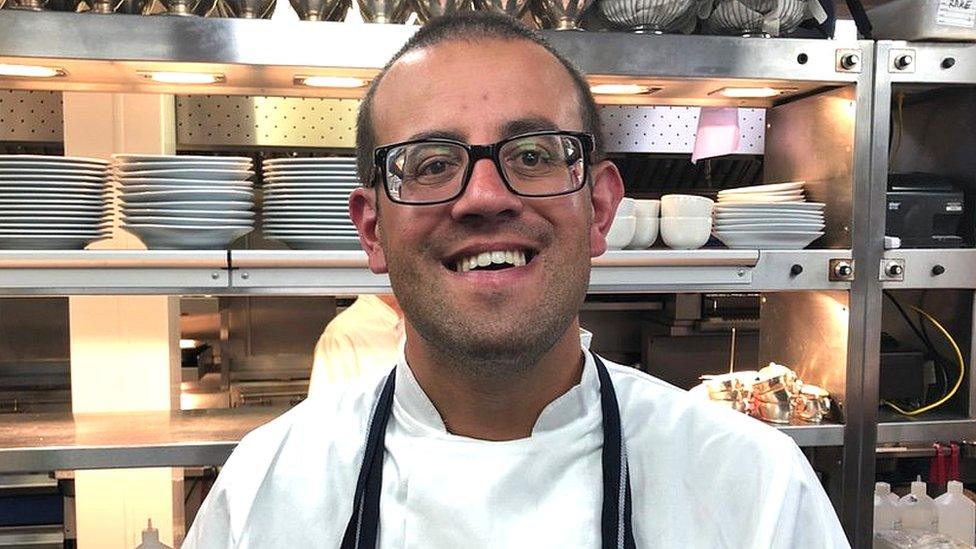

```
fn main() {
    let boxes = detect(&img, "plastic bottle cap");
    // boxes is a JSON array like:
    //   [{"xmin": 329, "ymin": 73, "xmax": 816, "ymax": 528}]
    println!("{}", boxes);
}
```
[
  {"xmin": 875, "ymin": 482, "xmax": 891, "ymax": 494},
  {"xmin": 911, "ymin": 479, "xmax": 927, "ymax": 497},
  {"xmin": 948, "ymin": 480, "xmax": 964, "ymax": 494}
]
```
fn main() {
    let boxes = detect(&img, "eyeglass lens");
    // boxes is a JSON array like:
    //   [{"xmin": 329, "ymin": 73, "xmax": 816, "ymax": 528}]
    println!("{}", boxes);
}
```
[{"xmin": 385, "ymin": 134, "xmax": 586, "ymax": 204}]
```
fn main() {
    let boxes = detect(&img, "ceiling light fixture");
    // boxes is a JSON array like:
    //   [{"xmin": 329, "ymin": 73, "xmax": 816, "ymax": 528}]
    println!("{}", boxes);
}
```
[
  {"xmin": 0, "ymin": 63, "xmax": 65, "ymax": 78},
  {"xmin": 714, "ymin": 87, "xmax": 792, "ymax": 98},
  {"xmin": 589, "ymin": 84, "xmax": 656, "ymax": 95},
  {"xmin": 141, "ymin": 71, "xmax": 225, "ymax": 85},
  {"xmin": 295, "ymin": 76, "xmax": 369, "ymax": 88}
]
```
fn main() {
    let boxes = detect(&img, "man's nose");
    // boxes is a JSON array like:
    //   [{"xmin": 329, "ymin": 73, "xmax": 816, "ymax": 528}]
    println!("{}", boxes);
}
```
[{"xmin": 449, "ymin": 157, "xmax": 523, "ymax": 221}]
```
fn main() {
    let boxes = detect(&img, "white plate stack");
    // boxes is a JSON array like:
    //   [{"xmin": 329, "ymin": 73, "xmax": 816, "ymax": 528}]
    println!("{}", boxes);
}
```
[
  {"xmin": 261, "ymin": 157, "xmax": 361, "ymax": 250},
  {"xmin": 713, "ymin": 182, "xmax": 826, "ymax": 250},
  {"xmin": 0, "ymin": 155, "xmax": 112, "ymax": 250},
  {"xmin": 113, "ymin": 155, "xmax": 256, "ymax": 250}
]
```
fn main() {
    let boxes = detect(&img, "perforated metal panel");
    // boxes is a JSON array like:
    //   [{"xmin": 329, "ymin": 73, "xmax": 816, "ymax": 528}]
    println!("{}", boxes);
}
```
[
  {"xmin": 0, "ymin": 90, "xmax": 63, "ymax": 143},
  {"xmin": 176, "ymin": 95, "xmax": 358, "ymax": 149},
  {"xmin": 602, "ymin": 106, "xmax": 765, "ymax": 155},
  {"xmin": 177, "ymin": 96, "xmax": 768, "ymax": 155}
]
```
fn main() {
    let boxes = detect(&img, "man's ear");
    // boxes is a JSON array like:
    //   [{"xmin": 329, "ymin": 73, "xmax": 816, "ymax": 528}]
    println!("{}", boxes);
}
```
[
  {"xmin": 349, "ymin": 187, "xmax": 389, "ymax": 274},
  {"xmin": 588, "ymin": 160, "xmax": 625, "ymax": 257}
]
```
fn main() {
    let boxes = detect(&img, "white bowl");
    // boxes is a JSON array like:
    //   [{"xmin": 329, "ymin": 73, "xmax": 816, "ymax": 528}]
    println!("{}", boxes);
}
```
[
  {"xmin": 634, "ymin": 199, "xmax": 660, "ymax": 218},
  {"xmin": 661, "ymin": 216, "xmax": 711, "ymax": 250},
  {"xmin": 662, "ymin": 194, "xmax": 714, "ymax": 218},
  {"xmin": 606, "ymin": 215, "xmax": 636, "ymax": 250},
  {"xmin": 626, "ymin": 216, "xmax": 659, "ymax": 249},
  {"xmin": 616, "ymin": 197, "xmax": 636, "ymax": 217}
]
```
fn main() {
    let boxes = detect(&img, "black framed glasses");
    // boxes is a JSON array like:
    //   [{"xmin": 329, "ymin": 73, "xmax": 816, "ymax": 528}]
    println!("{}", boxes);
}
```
[{"xmin": 372, "ymin": 130, "xmax": 594, "ymax": 206}]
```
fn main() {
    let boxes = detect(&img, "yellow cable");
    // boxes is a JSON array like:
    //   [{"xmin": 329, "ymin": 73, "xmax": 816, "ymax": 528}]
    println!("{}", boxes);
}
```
[{"xmin": 882, "ymin": 305, "xmax": 965, "ymax": 416}]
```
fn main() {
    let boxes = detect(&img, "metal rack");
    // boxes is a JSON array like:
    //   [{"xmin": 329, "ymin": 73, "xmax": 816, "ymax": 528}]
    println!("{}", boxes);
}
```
[{"xmin": 0, "ymin": 12, "xmax": 887, "ymax": 543}]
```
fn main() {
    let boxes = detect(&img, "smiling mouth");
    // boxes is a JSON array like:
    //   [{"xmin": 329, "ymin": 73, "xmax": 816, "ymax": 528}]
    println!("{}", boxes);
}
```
[{"xmin": 445, "ymin": 249, "xmax": 537, "ymax": 273}]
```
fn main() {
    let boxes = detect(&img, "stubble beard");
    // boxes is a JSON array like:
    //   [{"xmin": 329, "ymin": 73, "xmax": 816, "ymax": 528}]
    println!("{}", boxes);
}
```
[{"xmin": 385, "ymin": 237, "xmax": 591, "ymax": 383}]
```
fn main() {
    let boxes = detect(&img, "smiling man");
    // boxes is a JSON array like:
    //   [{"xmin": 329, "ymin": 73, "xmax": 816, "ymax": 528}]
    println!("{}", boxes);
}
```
[{"xmin": 184, "ymin": 12, "xmax": 849, "ymax": 548}]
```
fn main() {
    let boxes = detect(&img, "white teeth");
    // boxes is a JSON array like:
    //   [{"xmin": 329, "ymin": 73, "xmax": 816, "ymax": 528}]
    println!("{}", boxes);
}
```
[{"xmin": 455, "ymin": 249, "xmax": 528, "ymax": 273}]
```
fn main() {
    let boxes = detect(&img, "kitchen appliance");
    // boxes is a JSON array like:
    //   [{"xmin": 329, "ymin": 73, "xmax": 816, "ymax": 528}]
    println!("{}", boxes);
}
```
[
  {"xmin": 886, "ymin": 173, "xmax": 969, "ymax": 249},
  {"xmin": 868, "ymin": 0, "xmax": 976, "ymax": 42}
]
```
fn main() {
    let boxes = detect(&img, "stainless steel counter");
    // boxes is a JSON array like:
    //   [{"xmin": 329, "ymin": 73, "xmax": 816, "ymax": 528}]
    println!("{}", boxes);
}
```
[{"xmin": 0, "ymin": 406, "xmax": 283, "ymax": 473}]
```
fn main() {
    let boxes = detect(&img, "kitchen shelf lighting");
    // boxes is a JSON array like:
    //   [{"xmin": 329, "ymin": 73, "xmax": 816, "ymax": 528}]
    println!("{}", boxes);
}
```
[
  {"xmin": 589, "ymin": 84, "xmax": 657, "ymax": 96},
  {"xmin": 0, "ymin": 63, "xmax": 64, "ymax": 78},
  {"xmin": 295, "ymin": 75, "xmax": 369, "ymax": 88},
  {"xmin": 140, "ymin": 71, "xmax": 225, "ymax": 85},
  {"xmin": 712, "ymin": 86, "xmax": 796, "ymax": 99}
]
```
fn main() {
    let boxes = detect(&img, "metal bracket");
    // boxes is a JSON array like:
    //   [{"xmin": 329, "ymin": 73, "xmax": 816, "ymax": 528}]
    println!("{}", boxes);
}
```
[
  {"xmin": 889, "ymin": 48, "xmax": 916, "ymax": 73},
  {"xmin": 835, "ymin": 48, "xmax": 862, "ymax": 73},
  {"xmin": 829, "ymin": 259, "xmax": 855, "ymax": 282},
  {"xmin": 879, "ymin": 258, "xmax": 905, "ymax": 282}
]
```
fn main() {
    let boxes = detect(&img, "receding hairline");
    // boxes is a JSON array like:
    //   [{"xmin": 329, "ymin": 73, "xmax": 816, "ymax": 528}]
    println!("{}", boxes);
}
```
[{"xmin": 368, "ymin": 35, "xmax": 587, "ymax": 138}]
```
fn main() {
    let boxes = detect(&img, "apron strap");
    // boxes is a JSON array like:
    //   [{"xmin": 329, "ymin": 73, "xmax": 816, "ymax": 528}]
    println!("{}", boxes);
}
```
[
  {"xmin": 342, "ymin": 356, "xmax": 636, "ymax": 548},
  {"xmin": 340, "ymin": 368, "xmax": 396, "ymax": 549}
]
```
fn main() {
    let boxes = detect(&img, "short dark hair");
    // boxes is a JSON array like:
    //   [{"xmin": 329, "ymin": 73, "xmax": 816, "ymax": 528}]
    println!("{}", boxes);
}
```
[{"xmin": 355, "ymin": 11, "xmax": 604, "ymax": 187}]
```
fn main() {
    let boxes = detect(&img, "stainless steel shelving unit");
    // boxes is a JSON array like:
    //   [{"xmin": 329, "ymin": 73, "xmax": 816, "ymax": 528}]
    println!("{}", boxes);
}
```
[
  {"xmin": 0, "ymin": 11, "xmax": 880, "ymax": 543},
  {"xmin": 868, "ymin": 41, "xmax": 976, "ymax": 492}
]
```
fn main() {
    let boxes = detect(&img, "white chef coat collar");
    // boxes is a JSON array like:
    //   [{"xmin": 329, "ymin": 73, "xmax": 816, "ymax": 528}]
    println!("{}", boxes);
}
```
[{"xmin": 393, "ymin": 345, "xmax": 599, "ymax": 437}]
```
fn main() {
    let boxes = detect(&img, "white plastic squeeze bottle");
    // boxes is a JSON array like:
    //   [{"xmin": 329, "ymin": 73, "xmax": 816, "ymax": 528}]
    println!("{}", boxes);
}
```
[
  {"xmin": 899, "ymin": 477, "xmax": 938, "ymax": 533},
  {"xmin": 935, "ymin": 480, "xmax": 975, "ymax": 545},
  {"xmin": 874, "ymin": 482, "xmax": 900, "ymax": 532}
]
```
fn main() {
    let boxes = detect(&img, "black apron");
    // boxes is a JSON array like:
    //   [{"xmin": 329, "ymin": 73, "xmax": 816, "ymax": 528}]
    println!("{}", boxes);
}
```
[{"xmin": 340, "ymin": 354, "xmax": 636, "ymax": 549}]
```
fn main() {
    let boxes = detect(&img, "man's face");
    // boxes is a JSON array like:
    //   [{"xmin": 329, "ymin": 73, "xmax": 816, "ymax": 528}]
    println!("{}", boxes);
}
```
[{"xmin": 350, "ymin": 38, "xmax": 622, "ymax": 369}]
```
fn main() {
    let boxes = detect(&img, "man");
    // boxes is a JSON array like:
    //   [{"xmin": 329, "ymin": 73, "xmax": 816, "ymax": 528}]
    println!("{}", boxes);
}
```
[{"xmin": 185, "ymin": 12, "xmax": 849, "ymax": 548}]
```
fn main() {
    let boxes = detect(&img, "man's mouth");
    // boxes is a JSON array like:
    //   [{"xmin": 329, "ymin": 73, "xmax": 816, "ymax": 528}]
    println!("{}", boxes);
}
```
[{"xmin": 445, "ymin": 248, "xmax": 537, "ymax": 273}]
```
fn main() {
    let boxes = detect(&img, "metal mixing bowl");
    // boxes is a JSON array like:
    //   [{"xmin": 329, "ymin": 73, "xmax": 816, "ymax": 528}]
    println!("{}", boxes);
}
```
[
  {"xmin": 534, "ymin": 0, "xmax": 594, "ymax": 30},
  {"xmin": 598, "ymin": 0, "xmax": 697, "ymax": 33},
  {"xmin": 290, "ymin": 0, "xmax": 350, "ymax": 19},
  {"xmin": 411, "ymin": 0, "xmax": 471, "ymax": 23},
  {"xmin": 357, "ymin": 0, "xmax": 411, "ymax": 23},
  {"xmin": 472, "ymin": 0, "xmax": 530, "ymax": 19},
  {"xmin": 159, "ymin": 0, "xmax": 215, "ymax": 15},
  {"xmin": 5, "ymin": 0, "xmax": 48, "ymax": 10},
  {"xmin": 702, "ymin": 0, "xmax": 809, "ymax": 37},
  {"xmin": 216, "ymin": 0, "xmax": 275, "ymax": 17}
]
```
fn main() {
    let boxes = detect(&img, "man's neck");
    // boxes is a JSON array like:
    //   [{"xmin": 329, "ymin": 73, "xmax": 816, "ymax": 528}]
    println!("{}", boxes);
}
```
[{"xmin": 403, "ymin": 321, "xmax": 585, "ymax": 441}]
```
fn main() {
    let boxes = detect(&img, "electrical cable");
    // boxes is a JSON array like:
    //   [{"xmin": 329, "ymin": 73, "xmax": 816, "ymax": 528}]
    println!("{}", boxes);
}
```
[
  {"xmin": 888, "ymin": 92, "xmax": 906, "ymax": 165},
  {"xmin": 882, "ymin": 304, "xmax": 965, "ymax": 417},
  {"xmin": 883, "ymin": 291, "xmax": 950, "ymax": 396},
  {"xmin": 917, "ymin": 290, "xmax": 950, "ymax": 396}
]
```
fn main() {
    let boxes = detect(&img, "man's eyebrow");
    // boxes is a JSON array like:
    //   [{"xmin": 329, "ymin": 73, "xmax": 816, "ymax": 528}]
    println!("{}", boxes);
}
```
[
  {"xmin": 404, "ymin": 130, "xmax": 466, "ymax": 142},
  {"xmin": 501, "ymin": 118, "xmax": 560, "ymax": 138}
]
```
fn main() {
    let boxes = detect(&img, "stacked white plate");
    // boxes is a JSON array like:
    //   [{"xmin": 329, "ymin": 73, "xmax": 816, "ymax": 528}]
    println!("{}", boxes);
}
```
[
  {"xmin": 261, "ymin": 157, "xmax": 361, "ymax": 250},
  {"xmin": 713, "ymin": 182, "xmax": 825, "ymax": 249},
  {"xmin": 0, "ymin": 155, "xmax": 112, "ymax": 250},
  {"xmin": 114, "ymin": 154, "xmax": 256, "ymax": 250}
]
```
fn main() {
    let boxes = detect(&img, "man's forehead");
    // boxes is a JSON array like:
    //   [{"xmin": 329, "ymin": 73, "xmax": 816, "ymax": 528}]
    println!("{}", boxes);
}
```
[{"xmin": 371, "ymin": 38, "xmax": 582, "ymax": 144}]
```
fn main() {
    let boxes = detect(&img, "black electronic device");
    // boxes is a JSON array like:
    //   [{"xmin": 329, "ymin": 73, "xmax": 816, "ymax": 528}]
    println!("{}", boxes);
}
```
[
  {"xmin": 887, "ymin": 173, "xmax": 970, "ymax": 248},
  {"xmin": 879, "ymin": 349, "xmax": 928, "ymax": 402}
]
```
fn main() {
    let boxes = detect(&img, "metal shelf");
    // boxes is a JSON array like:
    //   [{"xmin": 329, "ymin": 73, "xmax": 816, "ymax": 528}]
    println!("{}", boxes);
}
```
[
  {"xmin": 0, "ymin": 12, "xmax": 870, "ymax": 104},
  {"xmin": 0, "ymin": 250, "xmax": 229, "ymax": 295},
  {"xmin": 881, "ymin": 249, "xmax": 976, "ymax": 289},
  {"xmin": 0, "ymin": 406, "xmax": 282, "ymax": 473},
  {"xmin": 877, "ymin": 418, "xmax": 976, "ymax": 445},
  {"xmin": 0, "ymin": 249, "xmax": 853, "ymax": 295},
  {"xmin": 0, "ymin": 406, "xmax": 843, "ymax": 473},
  {"xmin": 229, "ymin": 248, "xmax": 852, "ymax": 294}
]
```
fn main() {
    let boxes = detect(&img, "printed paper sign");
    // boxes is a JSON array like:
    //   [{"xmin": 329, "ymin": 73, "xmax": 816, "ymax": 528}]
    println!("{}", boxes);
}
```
[{"xmin": 938, "ymin": 0, "xmax": 976, "ymax": 28}]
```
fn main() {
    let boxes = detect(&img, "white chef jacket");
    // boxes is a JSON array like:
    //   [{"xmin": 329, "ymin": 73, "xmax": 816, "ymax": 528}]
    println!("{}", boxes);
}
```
[
  {"xmin": 309, "ymin": 295, "xmax": 404, "ymax": 396},
  {"xmin": 184, "ymin": 349, "xmax": 850, "ymax": 548}
]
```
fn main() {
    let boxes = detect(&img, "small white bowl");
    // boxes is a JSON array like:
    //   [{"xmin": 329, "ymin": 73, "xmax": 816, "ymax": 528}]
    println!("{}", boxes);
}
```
[
  {"xmin": 626, "ymin": 216, "xmax": 659, "ymax": 249},
  {"xmin": 634, "ymin": 199, "xmax": 661, "ymax": 218},
  {"xmin": 660, "ymin": 216, "xmax": 711, "ymax": 250},
  {"xmin": 661, "ymin": 194, "xmax": 714, "ymax": 218},
  {"xmin": 606, "ymin": 215, "xmax": 636, "ymax": 250},
  {"xmin": 616, "ymin": 197, "xmax": 636, "ymax": 217}
]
